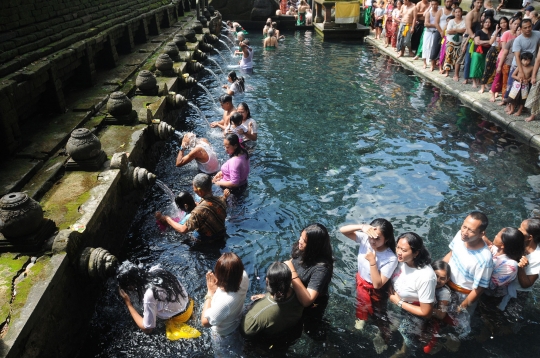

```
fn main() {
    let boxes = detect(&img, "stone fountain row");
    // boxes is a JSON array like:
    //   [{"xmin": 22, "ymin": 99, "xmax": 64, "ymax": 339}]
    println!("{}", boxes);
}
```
[{"xmin": 0, "ymin": 9, "xmax": 224, "ymax": 280}]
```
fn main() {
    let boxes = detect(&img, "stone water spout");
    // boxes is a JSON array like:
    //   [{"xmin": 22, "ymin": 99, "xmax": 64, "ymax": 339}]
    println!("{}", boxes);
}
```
[
  {"xmin": 179, "ymin": 73, "xmax": 197, "ymax": 89},
  {"xmin": 65, "ymin": 128, "xmax": 107, "ymax": 171},
  {"xmin": 193, "ymin": 49, "xmax": 207, "ymax": 62},
  {"xmin": 199, "ymin": 41, "xmax": 214, "ymax": 53},
  {"xmin": 187, "ymin": 60, "xmax": 204, "ymax": 73},
  {"xmin": 204, "ymin": 32, "xmax": 219, "ymax": 44},
  {"xmin": 78, "ymin": 247, "xmax": 118, "ymax": 279},
  {"xmin": 135, "ymin": 70, "xmax": 158, "ymax": 95},
  {"xmin": 166, "ymin": 91, "xmax": 187, "ymax": 109},
  {"xmin": 110, "ymin": 152, "xmax": 156, "ymax": 189},
  {"xmin": 0, "ymin": 192, "xmax": 56, "ymax": 252},
  {"xmin": 151, "ymin": 119, "xmax": 175, "ymax": 140}
]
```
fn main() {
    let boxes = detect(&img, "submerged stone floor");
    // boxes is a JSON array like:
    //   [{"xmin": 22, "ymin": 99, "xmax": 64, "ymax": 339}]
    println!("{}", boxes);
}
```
[{"xmin": 365, "ymin": 34, "xmax": 540, "ymax": 149}]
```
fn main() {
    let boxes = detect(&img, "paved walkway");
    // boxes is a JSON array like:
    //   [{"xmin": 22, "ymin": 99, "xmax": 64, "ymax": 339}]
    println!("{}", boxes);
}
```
[{"xmin": 365, "ymin": 35, "xmax": 540, "ymax": 149}]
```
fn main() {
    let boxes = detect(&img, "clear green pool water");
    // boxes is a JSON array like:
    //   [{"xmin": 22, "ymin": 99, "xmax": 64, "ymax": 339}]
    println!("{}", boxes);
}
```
[{"xmin": 81, "ymin": 30, "xmax": 540, "ymax": 357}]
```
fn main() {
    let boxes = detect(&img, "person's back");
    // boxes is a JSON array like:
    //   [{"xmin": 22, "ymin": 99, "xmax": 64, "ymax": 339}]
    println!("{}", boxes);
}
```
[{"xmin": 242, "ymin": 291, "xmax": 304, "ymax": 338}]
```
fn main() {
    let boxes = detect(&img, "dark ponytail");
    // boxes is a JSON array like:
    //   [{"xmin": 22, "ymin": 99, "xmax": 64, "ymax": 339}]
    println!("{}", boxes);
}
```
[
  {"xmin": 225, "ymin": 133, "xmax": 249, "ymax": 158},
  {"xmin": 266, "ymin": 262, "xmax": 292, "ymax": 302}
]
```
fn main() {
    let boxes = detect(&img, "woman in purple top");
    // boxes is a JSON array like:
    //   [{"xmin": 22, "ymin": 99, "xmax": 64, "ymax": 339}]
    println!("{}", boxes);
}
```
[{"xmin": 212, "ymin": 133, "xmax": 250, "ymax": 195}]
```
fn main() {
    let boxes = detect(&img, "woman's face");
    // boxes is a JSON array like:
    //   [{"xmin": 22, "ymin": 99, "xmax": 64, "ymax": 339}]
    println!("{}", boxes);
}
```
[
  {"xmin": 237, "ymin": 106, "xmax": 248, "ymax": 120},
  {"xmin": 483, "ymin": 18, "xmax": 492, "ymax": 29},
  {"xmin": 455, "ymin": 9, "xmax": 462, "ymax": 19},
  {"xmin": 500, "ymin": 19, "xmax": 508, "ymax": 30},
  {"xmin": 434, "ymin": 269, "xmax": 449, "ymax": 289},
  {"xmin": 519, "ymin": 220, "xmax": 532, "ymax": 243},
  {"xmin": 299, "ymin": 230, "xmax": 308, "ymax": 251},
  {"xmin": 227, "ymin": 76, "xmax": 233, "ymax": 83},
  {"xmin": 368, "ymin": 226, "xmax": 387, "ymax": 251},
  {"xmin": 492, "ymin": 229, "xmax": 505, "ymax": 255},
  {"xmin": 396, "ymin": 238, "xmax": 418, "ymax": 265},
  {"xmin": 223, "ymin": 139, "xmax": 237, "ymax": 155}
]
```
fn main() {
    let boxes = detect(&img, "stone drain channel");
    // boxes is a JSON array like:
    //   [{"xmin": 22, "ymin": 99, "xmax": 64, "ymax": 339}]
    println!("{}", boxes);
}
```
[{"xmin": 0, "ymin": 4, "xmax": 224, "ymax": 357}]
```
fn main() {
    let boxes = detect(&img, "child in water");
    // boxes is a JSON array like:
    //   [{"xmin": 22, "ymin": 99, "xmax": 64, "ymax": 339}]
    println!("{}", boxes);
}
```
[
  {"xmin": 227, "ymin": 112, "xmax": 248, "ymax": 138},
  {"xmin": 174, "ymin": 191, "xmax": 197, "ymax": 225}
]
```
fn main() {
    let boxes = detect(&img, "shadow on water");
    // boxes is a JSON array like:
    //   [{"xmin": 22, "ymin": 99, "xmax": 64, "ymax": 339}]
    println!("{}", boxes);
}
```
[{"xmin": 80, "ymin": 30, "xmax": 540, "ymax": 357}]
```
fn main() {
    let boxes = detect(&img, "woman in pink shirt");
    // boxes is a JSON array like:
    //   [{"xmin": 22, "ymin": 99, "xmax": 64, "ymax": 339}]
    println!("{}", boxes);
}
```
[{"xmin": 213, "ymin": 133, "xmax": 250, "ymax": 195}]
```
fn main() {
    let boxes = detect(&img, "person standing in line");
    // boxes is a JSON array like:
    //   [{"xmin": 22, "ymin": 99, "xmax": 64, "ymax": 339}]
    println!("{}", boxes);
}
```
[
  {"xmin": 201, "ymin": 252, "xmax": 249, "ymax": 357},
  {"xmin": 396, "ymin": 0, "xmax": 418, "ymax": 58},
  {"xmin": 442, "ymin": 212, "xmax": 493, "ymax": 318}
]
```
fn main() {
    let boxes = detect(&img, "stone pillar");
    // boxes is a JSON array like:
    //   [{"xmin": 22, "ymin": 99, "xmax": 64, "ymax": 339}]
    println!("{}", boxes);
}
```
[
  {"xmin": 323, "ymin": 3, "xmax": 332, "ymax": 24},
  {"xmin": 196, "ymin": 0, "xmax": 200, "ymax": 19},
  {"xmin": 0, "ymin": 80, "xmax": 20, "ymax": 156},
  {"xmin": 315, "ymin": 2, "xmax": 324, "ymax": 23}
]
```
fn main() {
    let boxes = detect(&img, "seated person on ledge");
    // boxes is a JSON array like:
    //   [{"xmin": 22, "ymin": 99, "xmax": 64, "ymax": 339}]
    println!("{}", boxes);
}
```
[{"xmin": 155, "ymin": 173, "xmax": 229, "ymax": 242}]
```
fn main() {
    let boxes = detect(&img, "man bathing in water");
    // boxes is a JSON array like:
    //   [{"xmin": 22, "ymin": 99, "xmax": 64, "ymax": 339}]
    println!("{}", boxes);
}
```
[{"xmin": 397, "ymin": 0, "xmax": 417, "ymax": 58}]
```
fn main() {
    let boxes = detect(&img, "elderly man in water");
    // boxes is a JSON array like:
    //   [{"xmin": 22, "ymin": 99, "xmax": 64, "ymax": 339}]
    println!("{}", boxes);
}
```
[{"xmin": 155, "ymin": 174, "xmax": 229, "ymax": 242}]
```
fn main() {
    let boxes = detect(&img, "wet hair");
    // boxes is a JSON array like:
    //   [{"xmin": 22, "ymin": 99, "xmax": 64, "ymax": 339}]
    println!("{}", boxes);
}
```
[
  {"xmin": 370, "ymin": 218, "xmax": 396, "ymax": 254},
  {"xmin": 117, "ymin": 261, "xmax": 186, "ymax": 304},
  {"xmin": 266, "ymin": 20, "xmax": 271, "ymax": 26},
  {"xmin": 219, "ymin": 93, "xmax": 233, "ymax": 104},
  {"xmin": 266, "ymin": 262, "xmax": 292, "ymax": 302},
  {"xmin": 193, "ymin": 173, "xmax": 212, "ymax": 192},
  {"xmin": 225, "ymin": 133, "xmax": 249, "ymax": 158},
  {"xmin": 523, "ymin": 217, "xmax": 540, "ymax": 244},
  {"xmin": 291, "ymin": 223, "xmax": 334, "ymax": 274},
  {"xmin": 431, "ymin": 260, "xmax": 451, "ymax": 278},
  {"xmin": 397, "ymin": 232, "xmax": 432, "ymax": 268},
  {"xmin": 521, "ymin": 51, "xmax": 533, "ymax": 62},
  {"xmin": 268, "ymin": 28, "xmax": 275, "ymax": 37},
  {"xmin": 228, "ymin": 71, "xmax": 245, "ymax": 92},
  {"xmin": 500, "ymin": 227, "xmax": 525, "ymax": 262},
  {"xmin": 214, "ymin": 252, "xmax": 245, "ymax": 292},
  {"xmin": 272, "ymin": 22, "xmax": 278, "ymax": 28},
  {"xmin": 183, "ymin": 132, "xmax": 197, "ymax": 150},
  {"xmin": 230, "ymin": 112, "xmax": 243, "ymax": 126},
  {"xmin": 237, "ymin": 102, "xmax": 251, "ymax": 118},
  {"xmin": 174, "ymin": 191, "xmax": 196, "ymax": 213},
  {"xmin": 467, "ymin": 211, "xmax": 488, "ymax": 232}
]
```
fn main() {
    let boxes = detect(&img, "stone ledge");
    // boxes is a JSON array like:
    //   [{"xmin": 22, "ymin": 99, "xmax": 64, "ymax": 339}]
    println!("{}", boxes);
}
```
[{"xmin": 365, "ymin": 36, "xmax": 540, "ymax": 149}]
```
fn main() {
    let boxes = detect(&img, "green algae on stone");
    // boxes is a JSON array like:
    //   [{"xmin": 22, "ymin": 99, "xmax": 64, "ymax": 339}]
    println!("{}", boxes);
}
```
[
  {"xmin": 40, "ymin": 172, "xmax": 96, "ymax": 230},
  {"xmin": 10, "ymin": 255, "xmax": 52, "ymax": 325},
  {"xmin": 0, "ymin": 254, "xmax": 30, "ymax": 325}
]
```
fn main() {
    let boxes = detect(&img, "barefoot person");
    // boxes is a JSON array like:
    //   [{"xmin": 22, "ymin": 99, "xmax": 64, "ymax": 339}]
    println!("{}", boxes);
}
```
[
  {"xmin": 176, "ymin": 133, "xmax": 219, "ymax": 175},
  {"xmin": 443, "ymin": 7, "xmax": 466, "ymax": 79},
  {"xmin": 458, "ymin": 0, "xmax": 483, "ymax": 84},
  {"xmin": 422, "ymin": 0, "xmax": 442, "ymax": 70},
  {"xmin": 397, "ymin": 0, "xmax": 417, "ymax": 58},
  {"xmin": 470, "ymin": 17, "xmax": 494, "ymax": 89},
  {"xmin": 490, "ymin": 18, "xmax": 520, "ymax": 102},
  {"xmin": 508, "ymin": 52, "xmax": 533, "ymax": 116}
]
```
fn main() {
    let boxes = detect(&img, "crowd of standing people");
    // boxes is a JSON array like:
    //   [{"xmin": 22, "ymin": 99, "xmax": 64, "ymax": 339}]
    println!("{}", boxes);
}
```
[{"xmin": 364, "ymin": 0, "xmax": 540, "ymax": 121}]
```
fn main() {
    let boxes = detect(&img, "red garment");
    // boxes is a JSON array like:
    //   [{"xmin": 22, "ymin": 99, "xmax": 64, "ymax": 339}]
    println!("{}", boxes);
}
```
[{"xmin": 355, "ymin": 273, "xmax": 386, "ymax": 320}]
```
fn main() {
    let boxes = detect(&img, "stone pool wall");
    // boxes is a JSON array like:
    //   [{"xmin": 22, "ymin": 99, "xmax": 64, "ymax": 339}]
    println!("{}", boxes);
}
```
[{"xmin": 0, "ymin": 1, "xmax": 219, "ymax": 356}]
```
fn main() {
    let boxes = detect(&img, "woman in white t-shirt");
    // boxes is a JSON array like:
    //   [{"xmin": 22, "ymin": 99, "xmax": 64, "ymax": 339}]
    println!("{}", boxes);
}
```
[
  {"xmin": 201, "ymin": 252, "xmax": 249, "ymax": 357},
  {"xmin": 389, "ymin": 232, "xmax": 436, "ymax": 355},
  {"xmin": 236, "ymin": 102, "xmax": 258, "ymax": 144},
  {"xmin": 340, "ymin": 218, "xmax": 397, "ymax": 351},
  {"xmin": 117, "ymin": 262, "xmax": 200, "ymax": 340}
]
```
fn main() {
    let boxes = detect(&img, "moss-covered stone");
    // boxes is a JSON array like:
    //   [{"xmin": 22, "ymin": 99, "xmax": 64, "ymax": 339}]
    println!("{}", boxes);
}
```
[{"xmin": 0, "ymin": 254, "xmax": 29, "ymax": 325}]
